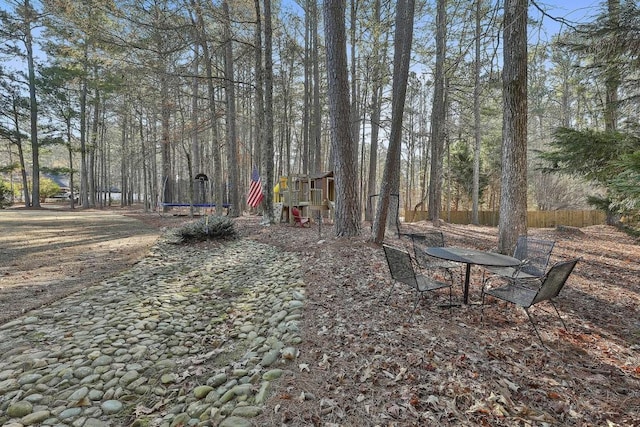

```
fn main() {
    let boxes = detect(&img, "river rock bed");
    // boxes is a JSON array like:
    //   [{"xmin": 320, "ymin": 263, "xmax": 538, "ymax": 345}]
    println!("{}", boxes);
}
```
[{"xmin": 0, "ymin": 235, "xmax": 305, "ymax": 426}]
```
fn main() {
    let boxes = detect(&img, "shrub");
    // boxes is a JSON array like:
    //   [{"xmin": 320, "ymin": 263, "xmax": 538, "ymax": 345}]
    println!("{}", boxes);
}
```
[
  {"xmin": 176, "ymin": 215, "xmax": 238, "ymax": 242},
  {"xmin": 39, "ymin": 177, "xmax": 61, "ymax": 202},
  {"xmin": 0, "ymin": 181, "xmax": 12, "ymax": 209}
]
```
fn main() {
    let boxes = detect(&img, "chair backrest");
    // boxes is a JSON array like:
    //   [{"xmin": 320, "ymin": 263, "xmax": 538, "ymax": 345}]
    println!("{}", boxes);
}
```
[
  {"xmin": 413, "ymin": 231, "xmax": 446, "ymax": 248},
  {"xmin": 383, "ymin": 244, "xmax": 418, "ymax": 290},
  {"xmin": 531, "ymin": 258, "xmax": 579, "ymax": 306},
  {"xmin": 410, "ymin": 232, "xmax": 446, "ymax": 269},
  {"xmin": 513, "ymin": 236, "xmax": 555, "ymax": 276}
]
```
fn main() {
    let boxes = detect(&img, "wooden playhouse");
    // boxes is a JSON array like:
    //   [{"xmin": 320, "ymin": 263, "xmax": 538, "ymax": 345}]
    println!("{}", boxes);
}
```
[{"xmin": 274, "ymin": 172, "xmax": 335, "ymax": 224}]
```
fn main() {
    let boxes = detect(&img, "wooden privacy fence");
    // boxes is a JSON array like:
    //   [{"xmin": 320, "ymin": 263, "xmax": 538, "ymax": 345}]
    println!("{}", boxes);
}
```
[{"xmin": 404, "ymin": 210, "xmax": 606, "ymax": 228}]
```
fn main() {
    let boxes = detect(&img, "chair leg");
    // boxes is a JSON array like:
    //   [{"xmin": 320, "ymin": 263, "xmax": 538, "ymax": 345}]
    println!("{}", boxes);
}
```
[
  {"xmin": 480, "ymin": 291, "xmax": 487, "ymax": 324},
  {"xmin": 524, "ymin": 309, "xmax": 546, "ymax": 348},
  {"xmin": 549, "ymin": 301, "xmax": 569, "ymax": 331},
  {"xmin": 409, "ymin": 292, "xmax": 422, "ymax": 322},
  {"xmin": 384, "ymin": 283, "xmax": 397, "ymax": 304}
]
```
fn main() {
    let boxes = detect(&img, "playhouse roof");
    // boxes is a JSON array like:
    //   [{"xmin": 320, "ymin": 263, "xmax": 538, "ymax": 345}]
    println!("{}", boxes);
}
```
[{"xmin": 309, "ymin": 171, "xmax": 334, "ymax": 180}]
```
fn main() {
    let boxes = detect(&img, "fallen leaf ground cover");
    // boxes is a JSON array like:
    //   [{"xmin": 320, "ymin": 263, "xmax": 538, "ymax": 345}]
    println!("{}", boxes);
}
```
[{"xmin": 244, "ymin": 218, "xmax": 640, "ymax": 427}]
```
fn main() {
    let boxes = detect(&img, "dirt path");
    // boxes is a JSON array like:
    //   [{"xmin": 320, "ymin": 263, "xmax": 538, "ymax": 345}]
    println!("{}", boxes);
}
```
[{"xmin": 0, "ymin": 207, "xmax": 173, "ymax": 324}]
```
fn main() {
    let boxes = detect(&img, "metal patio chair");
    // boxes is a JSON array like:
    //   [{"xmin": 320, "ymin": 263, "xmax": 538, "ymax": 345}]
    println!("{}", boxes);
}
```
[
  {"xmin": 485, "ymin": 236, "xmax": 555, "ymax": 280},
  {"xmin": 408, "ymin": 231, "xmax": 461, "ymax": 289},
  {"xmin": 481, "ymin": 258, "xmax": 579, "ymax": 346},
  {"xmin": 383, "ymin": 244, "xmax": 452, "ymax": 321}
]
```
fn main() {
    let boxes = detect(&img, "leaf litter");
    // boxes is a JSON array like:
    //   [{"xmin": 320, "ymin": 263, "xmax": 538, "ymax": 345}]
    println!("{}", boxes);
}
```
[{"xmin": 242, "ymin": 219, "xmax": 640, "ymax": 427}]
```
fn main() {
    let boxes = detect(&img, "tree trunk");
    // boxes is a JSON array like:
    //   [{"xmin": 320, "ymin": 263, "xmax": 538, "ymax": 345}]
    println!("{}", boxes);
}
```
[
  {"xmin": 79, "ymin": 47, "xmax": 90, "ymax": 208},
  {"xmin": 604, "ymin": 0, "xmax": 620, "ymax": 132},
  {"xmin": 472, "ymin": 0, "xmax": 481, "ymax": 225},
  {"xmin": 349, "ymin": 0, "xmax": 360, "ymax": 177},
  {"xmin": 366, "ymin": 0, "xmax": 383, "ymax": 222},
  {"xmin": 159, "ymin": 49, "xmax": 172, "ymax": 211},
  {"xmin": 372, "ymin": 0, "xmax": 415, "ymax": 243},
  {"xmin": 254, "ymin": 0, "xmax": 264, "ymax": 176},
  {"xmin": 88, "ymin": 82, "xmax": 100, "ymax": 208},
  {"xmin": 223, "ymin": 0, "xmax": 241, "ymax": 217},
  {"xmin": 24, "ymin": 0, "xmax": 40, "ymax": 207},
  {"xmin": 192, "ymin": 43, "xmax": 201, "ymax": 177},
  {"xmin": 262, "ymin": 0, "xmax": 275, "ymax": 222},
  {"xmin": 428, "ymin": 0, "xmax": 446, "ymax": 223},
  {"xmin": 312, "ymin": 0, "xmax": 322, "ymax": 173},
  {"xmin": 323, "ymin": 0, "xmax": 360, "ymax": 237},
  {"xmin": 302, "ymin": 0, "xmax": 311, "ymax": 174},
  {"xmin": 498, "ymin": 0, "xmax": 528, "ymax": 254},
  {"xmin": 10, "ymin": 97, "xmax": 30, "ymax": 207},
  {"xmin": 193, "ymin": 0, "xmax": 224, "ymax": 214}
]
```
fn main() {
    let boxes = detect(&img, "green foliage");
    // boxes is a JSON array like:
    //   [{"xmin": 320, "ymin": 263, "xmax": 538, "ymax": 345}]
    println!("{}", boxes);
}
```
[
  {"xmin": 608, "ymin": 151, "xmax": 640, "ymax": 211},
  {"xmin": 0, "ymin": 163, "xmax": 20, "ymax": 173},
  {"xmin": 539, "ymin": 128, "xmax": 637, "ymax": 183},
  {"xmin": 41, "ymin": 166, "xmax": 74, "ymax": 175},
  {"xmin": 448, "ymin": 141, "xmax": 488, "ymax": 205},
  {"xmin": 538, "ymin": 128, "xmax": 640, "ymax": 217},
  {"xmin": 0, "ymin": 180, "xmax": 12, "ymax": 209},
  {"xmin": 39, "ymin": 177, "xmax": 61, "ymax": 200},
  {"xmin": 176, "ymin": 216, "xmax": 238, "ymax": 243}
]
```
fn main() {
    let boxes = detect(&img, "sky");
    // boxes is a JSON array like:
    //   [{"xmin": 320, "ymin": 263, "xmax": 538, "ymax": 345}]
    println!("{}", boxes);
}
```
[
  {"xmin": 0, "ymin": 0, "xmax": 607, "ymax": 74},
  {"xmin": 530, "ymin": 0, "xmax": 604, "ymax": 38},
  {"xmin": 278, "ymin": 0, "xmax": 607, "ymax": 45}
]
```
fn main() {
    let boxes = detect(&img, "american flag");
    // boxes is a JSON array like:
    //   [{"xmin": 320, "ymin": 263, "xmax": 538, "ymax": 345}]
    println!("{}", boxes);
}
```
[{"xmin": 247, "ymin": 165, "xmax": 264, "ymax": 208}]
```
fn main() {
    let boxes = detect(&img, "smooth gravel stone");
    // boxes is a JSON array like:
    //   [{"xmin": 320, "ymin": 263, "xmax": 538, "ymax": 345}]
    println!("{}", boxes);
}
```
[
  {"xmin": 186, "ymin": 401, "xmax": 209, "ymax": 417},
  {"xmin": 218, "ymin": 389, "xmax": 235, "ymax": 404},
  {"xmin": 204, "ymin": 389, "xmax": 220, "ymax": 403},
  {"xmin": 219, "ymin": 416, "xmax": 253, "ymax": 427},
  {"xmin": 0, "ymin": 239, "xmax": 305, "ymax": 426},
  {"xmin": 170, "ymin": 346, "xmax": 189, "ymax": 356},
  {"xmin": 101, "ymin": 399, "xmax": 123, "ymax": 414},
  {"xmin": 262, "ymin": 369, "xmax": 283, "ymax": 381},
  {"xmin": 84, "ymin": 418, "xmax": 110, "ymax": 427},
  {"xmin": 68, "ymin": 386, "xmax": 89, "ymax": 401},
  {"xmin": 239, "ymin": 325, "xmax": 254, "ymax": 333},
  {"xmin": 232, "ymin": 369, "xmax": 248, "ymax": 378},
  {"xmin": 254, "ymin": 381, "xmax": 270, "ymax": 404},
  {"xmin": 0, "ymin": 369, "xmax": 16, "ymax": 381},
  {"xmin": 59, "ymin": 407, "xmax": 83, "ymax": 419},
  {"xmin": 288, "ymin": 300, "xmax": 304, "ymax": 309},
  {"xmin": 89, "ymin": 389, "xmax": 105, "ymax": 400},
  {"xmin": 170, "ymin": 413, "xmax": 190, "ymax": 427},
  {"xmin": 91, "ymin": 356, "xmax": 114, "ymax": 367},
  {"xmin": 74, "ymin": 367, "xmax": 93, "ymax": 379},
  {"xmin": 193, "ymin": 385, "xmax": 213, "ymax": 399},
  {"xmin": 24, "ymin": 393, "xmax": 44, "ymax": 403},
  {"xmin": 18, "ymin": 374, "xmax": 43, "ymax": 385},
  {"xmin": 7, "ymin": 401, "xmax": 33, "ymax": 417},
  {"xmin": 230, "ymin": 405, "xmax": 263, "ymax": 417},
  {"xmin": 261, "ymin": 350, "xmax": 279, "ymax": 367},
  {"xmin": 80, "ymin": 374, "xmax": 101, "ymax": 384},
  {"xmin": 207, "ymin": 373, "xmax": 227, "ymax": 387},
  {"xmin": 0, "ymin": 378, "xmax": 19, "ymax": 393},
  {"xmin": 161, "ymin": 373, "xmax": 178, "ymax": 384},
  {"xmin": 232, "ymin": 384, "xmax": 252, "ymax": 396},
  {"xmin": 21, "ymin": 410, "xmax": 51, "ymax": 425},
  {"xmin": 119, "ymin": 371, "xmax": 139, "ymax": 386}
]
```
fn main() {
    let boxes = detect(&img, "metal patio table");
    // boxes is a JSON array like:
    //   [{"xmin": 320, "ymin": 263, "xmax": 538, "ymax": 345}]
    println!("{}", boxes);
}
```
[{"xmin": 424, "ymin": 247, "xmax": 521, "ymax": 304}]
